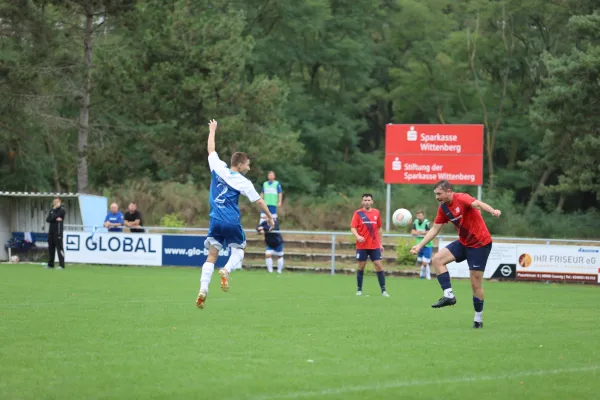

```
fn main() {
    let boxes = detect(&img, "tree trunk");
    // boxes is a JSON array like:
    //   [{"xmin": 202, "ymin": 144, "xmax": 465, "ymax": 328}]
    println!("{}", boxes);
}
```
[
  {"xmin": 486, "ymin": 137, "xmax": 494, "ymax": 189},
  {"xmin": 525, "ymin": 166, "xmax": 553, "ymax": 216},
  {"xmin": 44, "ymin": 135, "xmax": 63, "ymax": 192},
  {"xmin": 77, "ymin": 9, "xmax": 93, "ymax": 193},
  {"xmin": 507, "ymin": 136, "xmax": 518, "ymax": 169},
  {"xmin": 556, "ymin": 194, "xmax": 565, "ymax": 212}
]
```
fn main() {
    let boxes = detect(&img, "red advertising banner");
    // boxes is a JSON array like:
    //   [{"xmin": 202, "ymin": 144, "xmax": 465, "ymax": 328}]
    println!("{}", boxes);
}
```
[
  {"xmin": 385, "ymin": 154, "xmax": 483, "ymax": 185},
  {"xmin": 385, "ymin": 124, "xmax": 484, "ymax": 185}
]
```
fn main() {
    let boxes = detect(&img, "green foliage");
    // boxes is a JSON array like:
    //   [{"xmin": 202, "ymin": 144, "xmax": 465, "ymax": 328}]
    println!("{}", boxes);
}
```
[
  {"xmin": 159, "ymin": 213, "xmax": 185, "ymax": 228},
  {"xmin": 395, "ymin": 238, "xmax": 415, "ymax": 266},
  {"xmin": 1, "ymin": 0, "xmax": 599, "ymax": 236}
]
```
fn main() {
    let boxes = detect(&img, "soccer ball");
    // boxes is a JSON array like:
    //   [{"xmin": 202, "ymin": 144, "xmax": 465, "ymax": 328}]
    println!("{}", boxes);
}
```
[
  {"xmin": 11, "ymin": 255, "xmax": 19, "ymax": 263},
  {"xmin": 392, "ymin": 208, "xmax": 412, "ymax": 227}
]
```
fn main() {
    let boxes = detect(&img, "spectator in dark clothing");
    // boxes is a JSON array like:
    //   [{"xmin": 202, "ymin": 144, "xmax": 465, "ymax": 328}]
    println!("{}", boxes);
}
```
[
  {"xmin": 124, "ymin": 202, "xmax": 144, "ymax": 233},
  {"xmin": 257, "ymin": 218, "xmax": 284, "ymax": 274},
  {"xmin": 46, "ymin": 197, "xmax": 65, "ymax": 269}
]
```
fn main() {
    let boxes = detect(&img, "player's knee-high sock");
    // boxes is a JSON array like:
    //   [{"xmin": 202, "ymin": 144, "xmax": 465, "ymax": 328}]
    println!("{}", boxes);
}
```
[
  {"xmin": 224, "ymin": 248, "xmax": 244, "ymax": 273},
  {"xmin": 420, "ymin": 265, "xmax": 425, "ymax": 278},
  {"xmin": 276, "ymin": 257, "xmax": 284, "ymax": 274},
  {"xmin": 425, "ymin": 264, "xmax": 431, "ymax": 279},
  {"xmin": 265, "ymin": 257, "xmax": 273, "ymax": 272},
  {"xmin": 473, "ymin": 296, "xmax": 484, "ymax": 322},
  {"xmin": 357, "ymin": 270, "xmax": 364, "ymax": 291},
  {"xmin": 376, "ymin": 270, "xmax": 386, "ymax": 293},
  {"xmin": 437, "ymin": 272, "xmax": 455, "ymax": 298},
  {"xmin": 200, "ymin": 262, "xmax": 215, "ymax": 293}
]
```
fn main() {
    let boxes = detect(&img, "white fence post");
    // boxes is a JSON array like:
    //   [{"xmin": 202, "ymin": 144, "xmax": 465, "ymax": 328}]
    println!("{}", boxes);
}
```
[{"xmin": 331, "ymin": 234, "xmax": 336, "ymax": 275}]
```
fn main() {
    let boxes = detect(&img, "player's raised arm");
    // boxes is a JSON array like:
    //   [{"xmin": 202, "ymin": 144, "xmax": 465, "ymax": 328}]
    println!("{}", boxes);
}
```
[
  {"xmin": 471, "ymin": 200, "xmax": 501, "ymax": 217},
  {"xmin": 207, "ymin": 119, "xmax": 217, "ymax": 155},
  {"xmin": 410, "ymin": 223, "xmax": 443, "ymax": 254}
]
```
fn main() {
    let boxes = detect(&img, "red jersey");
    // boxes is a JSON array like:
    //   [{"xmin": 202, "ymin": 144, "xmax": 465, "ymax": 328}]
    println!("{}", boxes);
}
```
[
  {"xmin": 434, "ymin": 193, "xmax": 492, "ymax": 248},
  {"xmin": 351, "ymin": 208, "xmax": 382, "ymax": 250}
]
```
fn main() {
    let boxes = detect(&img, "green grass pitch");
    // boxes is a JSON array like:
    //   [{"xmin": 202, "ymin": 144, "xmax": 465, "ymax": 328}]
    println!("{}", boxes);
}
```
[{"xmin": 1, "ymin": 263, "xmax": 599, "ymax": 399}]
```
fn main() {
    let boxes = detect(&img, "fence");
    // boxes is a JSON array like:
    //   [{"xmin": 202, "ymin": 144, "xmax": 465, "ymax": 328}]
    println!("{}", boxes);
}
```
[{"xmin": 62, "ymin": 224, "xmax": 600, "ymax": 275}]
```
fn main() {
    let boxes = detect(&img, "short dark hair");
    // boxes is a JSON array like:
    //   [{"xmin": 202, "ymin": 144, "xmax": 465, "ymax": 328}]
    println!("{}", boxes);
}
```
[
  {"xmin": 416, "ymin": 210, "xmax": 424, "ymax": 215},
  {"xmin": 434, "ymin": 180, "xmax": 452, "ymax": 191},
  {"xmin": 231, "ymin": 152, "xmax": 249, "ymax": 167},
  {"xmin": 362, "ymin": 193, "xmax": 373, "ymax": 200}
]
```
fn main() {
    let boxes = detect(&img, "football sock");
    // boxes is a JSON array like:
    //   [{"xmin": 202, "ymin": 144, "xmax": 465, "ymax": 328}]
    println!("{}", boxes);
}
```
[
  {"xmin": 276, "ymin": 257, "xmax": 284, "ymax": 273},
  {"xmin": 376, "ymin": 270, "xmax": 386, "ymax": 292},
  {"xmin": 224, "ymin": 248, "xmax": 244, "ymax": 273},
  {"xmin": 437, "ymin": 272, "xmax": 455, "ymax": 298},
  {"xmin": 357, "ymin": 269, "xmax": 364, "ymax": 291},
  {"xmin": 266, "ymin": 257, "xmax": 273, "ymax": 273},
  {"xmin": 420, "ymin": 266, "xmax": 425, "ymax": 277},
  {"xmin": 473, "ymin": 296, "xmax": 484, "ymax": 322},
  {"xmin": 200, "ymin": 262, "xmax": 215, "ymax": 292},
  {"xmin": 425, "ymin": 265, "xmax": 431, "ymax": 279}
]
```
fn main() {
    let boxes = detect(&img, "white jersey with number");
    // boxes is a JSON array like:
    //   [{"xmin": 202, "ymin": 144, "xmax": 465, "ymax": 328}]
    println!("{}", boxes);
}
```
[{"xmin": 208, "ymin": 152, "xmax": 260, "ymax": 224}]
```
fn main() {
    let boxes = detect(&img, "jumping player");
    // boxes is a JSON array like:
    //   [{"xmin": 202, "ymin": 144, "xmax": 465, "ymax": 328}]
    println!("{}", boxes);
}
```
[
  {"xmin": 411, "ymin": 180, "xmax": 501, "ymax": 328},
  {"xmin": 350, "ymin": 193, "xmax": 389, "ymax": 297},
  {"xmin": 196, "ymin": 119, "xmax": 275, "ymax": 309}
]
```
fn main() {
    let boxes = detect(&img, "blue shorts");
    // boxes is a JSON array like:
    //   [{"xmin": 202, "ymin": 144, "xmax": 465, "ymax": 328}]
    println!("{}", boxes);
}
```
[
  {"xmin": 266, "ymin": 244, "xmax": 284, "ymax": 256},
  {"xmin": 445, "ymin": 240, "xmax": 493, "ymax": 271},
  {"xmin": 417, "ymin": 247, "xmax": 433, "ymax": 262},
  {"xmin": 356, "ymin": 248, "xmax": 382, "ymax": 262},
  {"xmin": 205, "ymin": 219, "xmax": 246, "ymax": 250},
  {"xmin": 260, "ymin": 205, "xmax": 278, "ymax": 220}
]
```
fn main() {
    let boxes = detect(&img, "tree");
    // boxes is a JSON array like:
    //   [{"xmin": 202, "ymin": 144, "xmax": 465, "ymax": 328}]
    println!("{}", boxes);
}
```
[
  {"xmin": 44, "ymin": 0, "xmax": 137, "ymax": 193},
  {"xmin": 527, "ymin": 10, "xmax": 600, "ymax": 210}
]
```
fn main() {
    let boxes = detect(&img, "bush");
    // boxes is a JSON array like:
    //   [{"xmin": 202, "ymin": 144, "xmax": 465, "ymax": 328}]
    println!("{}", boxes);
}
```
[
  {"xmin": 160, "ymin": 213, "xmax": 185, "ymax": 228},
  {"xmin": 395, "ymin": 238, "xmax": 416, "ymax": 266}
]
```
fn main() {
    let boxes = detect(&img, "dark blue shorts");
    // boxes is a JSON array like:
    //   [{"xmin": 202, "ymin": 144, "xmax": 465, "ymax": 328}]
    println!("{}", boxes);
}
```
[
  {"xmin": 445, "ymin": 240, "xmax": 492, "ymax": 271},
  {"xmin": 356, "ymin": 248, "xmax": 382, "ymax": 262},
  {"xmin": 205, "ymin": 219, "xmax": 246, "ymax": 250}
]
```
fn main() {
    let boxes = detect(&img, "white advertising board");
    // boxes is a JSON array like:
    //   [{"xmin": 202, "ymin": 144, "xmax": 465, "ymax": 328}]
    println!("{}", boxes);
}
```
[
  {"xmin": 438, "ymin": 240, "xmax": 517, "ymax": 279},
  {"xmin": 63, "ymin": 232, "xmax": 162, "ymax": 266},
  {"xmin": 516, "ymin": 244, "xmax": 600, "ymax": 283}
]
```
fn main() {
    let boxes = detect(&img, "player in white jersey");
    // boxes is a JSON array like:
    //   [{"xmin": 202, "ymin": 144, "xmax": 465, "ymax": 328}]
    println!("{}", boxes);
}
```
[{"xmin": 196, "ymin": 119, "xmax": 275, "ymax": 309}]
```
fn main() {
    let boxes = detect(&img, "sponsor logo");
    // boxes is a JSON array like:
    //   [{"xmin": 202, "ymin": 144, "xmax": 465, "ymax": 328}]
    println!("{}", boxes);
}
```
[
  {"xmin": 392, "ymin": 157, "xmax": 402, "ymax": 171},
  {"xmin": 518, "ymin": 253, "xmax": 532, "ymax": 268},
  {"xmin": 407, "ymin": 126, "xmax": 418, "ymax": 141},
  {"xmin": 66, "ymin": 234, "xmax": 80, "ymax": 251},
  {"xmin": 500, "ymin": 265, "xmax": 513, "ymax": 277},
  {"xmin": 66, "ymin": 234, "xmax": 158, "ymax": 254},
  {"xmin": 578, "ymin": 248, "xmax": 599, "ymax": 253},
  {"xmin": 455, "ymin": 207, "xmax": 460, "ymax": 213},
  {"xmin": 164, "ymin": 247, "xmax": 230, "ymax": 257}
]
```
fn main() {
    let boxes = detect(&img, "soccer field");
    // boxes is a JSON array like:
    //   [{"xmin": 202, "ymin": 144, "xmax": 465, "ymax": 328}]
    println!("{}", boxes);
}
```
[{"xmin": 1, "ymin": 264, "xmax": 599, "ymax": 399}]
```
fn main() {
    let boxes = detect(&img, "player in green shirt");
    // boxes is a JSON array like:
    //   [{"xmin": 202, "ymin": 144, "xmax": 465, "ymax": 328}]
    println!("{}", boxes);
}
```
[
  {"xmin": 260, "ymin": 171, "xmax": 282, "ymax": 218},
  {"xmin": 411, "ymin": 210, "xmax": 433, "ymax": 280}
]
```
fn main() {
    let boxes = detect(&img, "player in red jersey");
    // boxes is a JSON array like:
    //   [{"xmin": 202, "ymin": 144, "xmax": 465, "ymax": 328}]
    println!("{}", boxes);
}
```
[
  {"xmin": 411, "ymin": 180, "xmax": 501, "ymax": 328},
  {"xmin": 350, "ymin": 194, "xmax": 389, "ymax": 297}
]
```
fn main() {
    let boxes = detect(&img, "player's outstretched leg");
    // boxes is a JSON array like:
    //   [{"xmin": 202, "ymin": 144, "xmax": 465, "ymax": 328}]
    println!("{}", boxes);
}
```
[
  {"xmin": 431, "ymin": 249, "xmax": 456, "ymax": 308},
  {"xmin": 470, "ymin": 270, "xmax": 485, "ymax": 328},
  {"xmin": 220, "ymin": 247, "xmax": 244, "ymax": 292}
]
